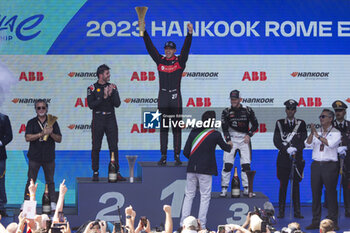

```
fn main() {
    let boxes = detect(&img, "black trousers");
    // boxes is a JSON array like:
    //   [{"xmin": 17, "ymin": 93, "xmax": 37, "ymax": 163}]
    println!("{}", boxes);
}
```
[
  {"xmin": 311, "ymin": 161, "xmax": 339, "ymax": 224},
  {"xmin": 158, "ymin": 90, "xmax": 182, "ymax": 155},
  {"xmin": 24, "ymin": 160, "xmax": 55, "ymax": 201},
  {"xmin": 91, "ymin": 113, "xmax": 119, "ymax": 171},
  {"xmin": 342, "ymin": 171, "xmax": 350, "ymax": 214},
  {"xmin": 277, "ymin": 165, "xmax": 302, "ymax": 213}
]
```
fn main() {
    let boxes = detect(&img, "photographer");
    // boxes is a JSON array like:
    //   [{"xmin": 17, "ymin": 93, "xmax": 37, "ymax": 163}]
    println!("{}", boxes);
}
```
[
  {"xmin": 127, "ymin": 205, "xmax": 172, "ymax": 233},
  {"xmin": 241, "ymin": 213, "xmax": 269, "ymax": 233}
]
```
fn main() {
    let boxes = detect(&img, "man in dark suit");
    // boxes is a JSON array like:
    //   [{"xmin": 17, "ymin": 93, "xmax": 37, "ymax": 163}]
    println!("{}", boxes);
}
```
[
  {"xmin": 332, "ymin": 100, "xmax": 350, "ymax": 217},
  {"xmin": 0, "ymin": 112, "xmax": 13, "ymax": 216},
  {"xmin": 180, "ymin": 111, "xmax": 232, "ymax": 229},
  {"xmin": 273, "ymin": 99, "xmax": 307, "ymax": 219}
]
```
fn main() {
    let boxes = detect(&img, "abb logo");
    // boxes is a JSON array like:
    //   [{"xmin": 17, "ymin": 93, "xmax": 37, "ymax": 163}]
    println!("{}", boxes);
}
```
[
  {"xmin": 131, "ymin": 124, "xmax": 155, "ymax": 133},
  {"xmin": 346, "ymin": 98, "xmax": 350, "ymax": 103},
  {"xmin": 130, "ymin": 72, "xmax": 156, "ymax": 81},
  {"xmin": 254, "ymin": 123, "xmax": 267, "ymax": 133},
  {"xmin": 75, "ymin": 98, "xmax": 88, "ymax": 107},
  {"xmin": 297, "ymin": 97, "xmax": 322, "ymax": 107},
  {"xmin": 186, "ymin": 98, "xmax": 212, "ymax": 107},
  {"xmin": 19, "ymin": 124, "xmax": 26, "ymax": 134},
  {"xmin": 242, "ymin": 72, "xmax": 267, "ymax": 81},
  {"xmin": 19, "ymin": 72, "xmax": 44, "ymax": 81}
]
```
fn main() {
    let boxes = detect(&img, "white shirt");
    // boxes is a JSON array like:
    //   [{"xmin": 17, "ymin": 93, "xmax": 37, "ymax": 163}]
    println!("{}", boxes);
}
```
[{"xmin": 304, "ymin": 126, "xmax": 341, "ymax": 162}]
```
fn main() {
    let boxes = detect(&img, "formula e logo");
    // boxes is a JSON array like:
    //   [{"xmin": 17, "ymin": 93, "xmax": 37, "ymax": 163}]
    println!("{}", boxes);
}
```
[
  {"xmin": 143, "ymin": 110, "xmax": 161, "ymax": 129},
  {"xmin": 0, "ymin": 14, "xmax": 44, "ymax": 41}
]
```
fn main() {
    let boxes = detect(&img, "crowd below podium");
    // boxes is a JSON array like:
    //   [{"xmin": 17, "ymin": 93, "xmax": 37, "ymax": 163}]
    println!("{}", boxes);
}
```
[{"xmin": 0, "ymin": 180, "xmax": 340, "ymax": 233}]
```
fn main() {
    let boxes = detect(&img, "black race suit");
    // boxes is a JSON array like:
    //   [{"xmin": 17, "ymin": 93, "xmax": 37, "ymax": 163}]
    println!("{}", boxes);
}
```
[{"xmin": 87, "ymin": 82, "xmax": 121, "ymax": 171}]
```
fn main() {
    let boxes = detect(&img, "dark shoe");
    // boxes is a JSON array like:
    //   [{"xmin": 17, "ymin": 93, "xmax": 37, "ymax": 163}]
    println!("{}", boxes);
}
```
[
  {"xmin": 158, "ymin": 156, "xmax": 167, "ymax": 166},
  {"xmin": 92, "ymin": 171, "xmax": 99, "ymax": 181},
  {"xmin": 305, "ymin": 223, "xmax": 319, "ymax": 230},
  {"xmin": 294, "ymin": 213, "xmax": 304, "ymax": 219},
  {"xmin": 277, "ymin": 212, "xmax": 284, "ymax": 219},
  {"xmin": 174, "ymin": 154, "xmax": 182, "ymax": 166},
  {"xmin": 117, "ymin": 172, "xmax": 126, "ymax": 181},
  {"xmin": 0, "ymin": 209, "xmax": 8, "ymax": 217}
]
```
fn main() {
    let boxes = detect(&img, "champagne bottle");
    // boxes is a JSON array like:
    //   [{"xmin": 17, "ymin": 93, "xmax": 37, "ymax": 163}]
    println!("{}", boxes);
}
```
[
  {"xmin": 42, "ymin": 184, "xmax": 51, "ymax": 214},
  {"xmin": 108, "ymin": 152, "xmax": 117, "ymax": 183},
  {"xmin": 231, "ymin": 167, "xmax": 241, "ymax": 198}
]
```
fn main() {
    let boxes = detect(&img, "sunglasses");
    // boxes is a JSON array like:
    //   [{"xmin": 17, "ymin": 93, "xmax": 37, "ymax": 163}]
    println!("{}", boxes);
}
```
[
  {"xmin": 286, "ymin": 107, "xmax": 296, "ymax": 110},
  {"xmin": 319, "ymin": 115, "xmax": 330, "ymax": 119},
  {"xmin": 335, "ymin": 109, "xmax": 344, "ymax": 112},
  {"xmin": 36, "ymin": 106, "xmax": 46, "ymax": 110}
]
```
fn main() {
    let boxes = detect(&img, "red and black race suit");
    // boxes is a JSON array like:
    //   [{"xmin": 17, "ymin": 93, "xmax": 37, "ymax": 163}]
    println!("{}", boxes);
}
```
[{"xmin": 143, "ymin": 30, "xmax": 192, "ymax": 155}]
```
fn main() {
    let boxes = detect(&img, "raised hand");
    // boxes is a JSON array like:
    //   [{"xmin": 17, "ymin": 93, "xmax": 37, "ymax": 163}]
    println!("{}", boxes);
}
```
[
  {"xmin": 59, "ymin": 179, "xmax": 67, "ymax": 196},
  {"xmin": 163, "ymin": 205, "xmax": 171, "ymax": 214},
  {"xmin": 125, "ymin": 205, "xmax": 133, "ymax": 216},
  {"xmin": 104, "ymin": 87, "xmax": 109, "ymax": 99},
  {"xmin": 28, "ymin": 179, "xmax": 38, "ymax": 196},
  {"xmin": 187, "ymin": 23, "xmax": 193, "ymax": 34}
]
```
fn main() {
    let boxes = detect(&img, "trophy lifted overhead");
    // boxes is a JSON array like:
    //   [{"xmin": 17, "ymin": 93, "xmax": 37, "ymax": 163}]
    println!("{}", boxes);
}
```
[
  {"xmin": 135, "ymin": 7, "xmax": 148, "ymax": 37},
  {"xmin": 136, "ymin": 6, "xmax": 193, "ymax": 166}
]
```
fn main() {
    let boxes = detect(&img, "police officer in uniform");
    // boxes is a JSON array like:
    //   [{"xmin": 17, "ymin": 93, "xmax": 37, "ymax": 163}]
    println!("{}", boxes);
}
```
[
  {"xmin": 332, "ymin": 100, "xmax": 350, "ymax": 217},
  {"xmin": 273, "ymin": 99, "xmax": 307, "ymax": 218},
  {"xmin": 87, "ymin": 64, "xmax": 125, "ymax": 181}
]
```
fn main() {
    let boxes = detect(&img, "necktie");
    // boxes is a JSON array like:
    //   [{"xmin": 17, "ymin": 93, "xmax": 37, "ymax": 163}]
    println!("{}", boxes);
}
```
[{"xmin": 339, "ymin": 123, "xmax": 344, "ymax": 130}]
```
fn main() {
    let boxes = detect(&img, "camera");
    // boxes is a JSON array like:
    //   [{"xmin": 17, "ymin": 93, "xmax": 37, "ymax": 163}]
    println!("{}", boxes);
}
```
[
  {"xmin": 141, "ymin": 216, "xmax": 148, "ymax": 227},
  {"xmin": 51, "ymin": 223, "xmax": 67, "ymax": 233},
  {"xmin": 217, "ymin": 225, "xmax": 225, "ymax": 233},
  {"xmin": 114, "ymin": 222, "xmax": 122, "ymax": 233},
  {"xmin": 253, "ymin": 205, "xmax": 277, "ymax": 232}
]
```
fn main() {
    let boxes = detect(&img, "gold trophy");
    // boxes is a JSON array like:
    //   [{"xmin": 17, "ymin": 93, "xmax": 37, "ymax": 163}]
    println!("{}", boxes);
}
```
[
  {"xmin": 43, "ymin": 114, "xmax": 58, "ymax": 141},
  {"xmin": 246, "ymin": 170, "xmax": 256, "ymax": 198},
  {"xmin": 135, "ymin": 6, "xmax": 148, "ymax": 37}
]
